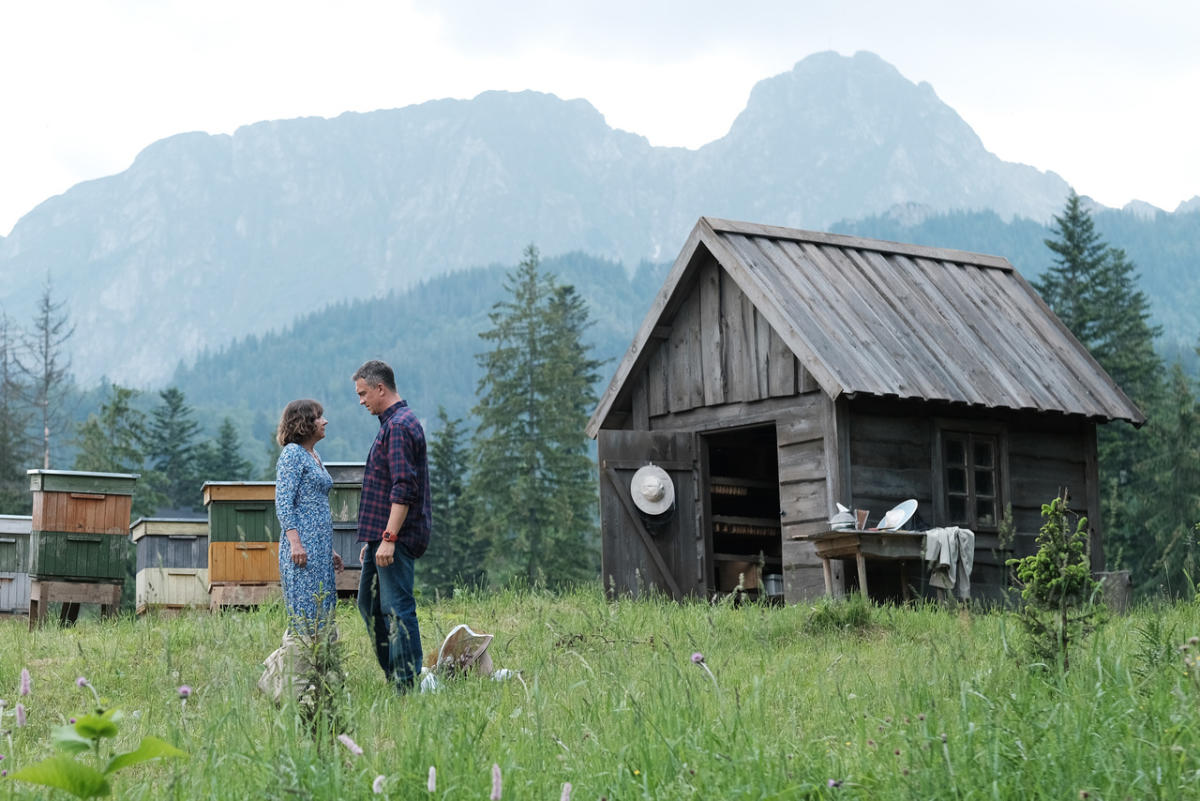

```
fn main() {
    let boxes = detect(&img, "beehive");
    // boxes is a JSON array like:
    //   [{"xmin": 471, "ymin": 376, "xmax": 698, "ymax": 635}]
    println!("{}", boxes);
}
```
[
  {"xmin": 27, "ymin": 470, "xmax": 136, "ymax": 582},
  {"xmin": 203, "ymin": 482, "xmax": 280, "ymax": 588},
  {"xmin": 130, "ymin": 517, "xmax": 209, "ymax": 613},
  {"xmin": 0, "ymin": 515, "xmax": 32, "ymax": 614},
  {"xmin": 327, "ymin": 462, "xmax": 364, "ymax": 524}
]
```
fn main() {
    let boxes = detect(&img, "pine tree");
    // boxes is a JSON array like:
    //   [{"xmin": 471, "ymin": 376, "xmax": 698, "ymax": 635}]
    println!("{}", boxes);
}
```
[
  {"xmin": 471, "ymin": 245, "xmax": 601, "ymax": 586},
  {"xmin": 195, "ymin": 417, "xmax": 253, "ymax": 484},
  {"xmin": 16, "ymin": 279, "xmax": 74, "ymax": 468},
  {"xmin": 420, "ymin": 407, "xmax": 488, "ymax": 597},
  {"xmin": 74, "ymin": 384, "xmax": 167, "ymax": 519},
  {"xmin": 1036, "ymin": 192, "xmax": 1163, "ymax": 573},
  {"xmin": 0, "ymin": 313, "xmax": 34, "ymax": 514},
  {"xmin": 1135, "ymin": 364, "xmax": 1200, "ymax": 594},
  {"xmin": 148, "ymin": 387, "xmax": 202, "ymax": 509}
]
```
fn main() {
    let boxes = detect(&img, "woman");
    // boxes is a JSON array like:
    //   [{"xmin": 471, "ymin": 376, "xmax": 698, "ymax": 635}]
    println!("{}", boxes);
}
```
[{"xmin": 274, "ymin": 399, "xmax": 343, "ymax": 635}]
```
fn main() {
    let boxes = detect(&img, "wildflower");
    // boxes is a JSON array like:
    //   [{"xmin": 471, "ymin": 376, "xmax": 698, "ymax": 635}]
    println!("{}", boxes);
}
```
[
  {"xmin": 15, "ymin": 703, "xmax": 25, "ymax": 727},
  {"xmin": 178, "ymin": 685, "xmax": 192, "ymax": 699},
  {"xmin": 427, "ymin": 765, "xmax": 436, "ymax": 792},
  {"xmin": 918, "ymin": 713, "xmax": 925, "ymax": 721},
  {"xmin": 76, "ymin": 677, "xmax": 89, "ymax": 688},
  {"xmin": 828, "ymin": 779, "xmax": 842, "ymax": 787},
  {"xmin": 940, "ymin": 733, "xmax": 947, "ymax": 743},
  {"xmin": 19, "ymin": 669, "xmax": 30, "ymax": 696},
  {"xmin": 691, "ymin": 652, "xmax": 704, "ymax": 663},
  {"xmin": 1, "ymin": 770, "xmax": 6, "ymax": 777},
  {"xmin": 372, "ymin": 775, "xmax": 386, "ymax": 794},
  {"xmin": 1190, "ymin": 637, "xmax": 1199, "ymax": 646},
  {"xmin": 69, "ymin": 717, "xmax": 76, "ymax": 724},
  {"xmin": 894, "ymin": 749, "xmax": 901, "ymax": 755},
  {"xmin": 338, "ymin": 734, "xmax": 363, "ymax": 756},
  {"xmin": 490, "ymin": 762, "xmax": 502, "ymax": 800},
  {"xmin": 560, "ymin": 782, "xmax": 572, "ymax": 801}
]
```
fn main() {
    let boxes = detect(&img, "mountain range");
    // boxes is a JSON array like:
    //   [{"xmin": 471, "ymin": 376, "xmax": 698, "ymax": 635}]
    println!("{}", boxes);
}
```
[{"xmin": 6, "ymin": 49, "xmax": 1177, "ymax": 387}]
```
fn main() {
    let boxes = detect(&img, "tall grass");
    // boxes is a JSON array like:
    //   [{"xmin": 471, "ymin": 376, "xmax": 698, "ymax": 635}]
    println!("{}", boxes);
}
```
[{"xmin": 1, "ymin": 590, "xmax": 1199, "ymax": 799}]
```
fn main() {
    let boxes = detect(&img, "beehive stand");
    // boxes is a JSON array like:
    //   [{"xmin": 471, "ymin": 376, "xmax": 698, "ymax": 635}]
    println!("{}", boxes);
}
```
[{"xmin": 28, "ymin": 579, "xmax": 121, "ymax": 630}]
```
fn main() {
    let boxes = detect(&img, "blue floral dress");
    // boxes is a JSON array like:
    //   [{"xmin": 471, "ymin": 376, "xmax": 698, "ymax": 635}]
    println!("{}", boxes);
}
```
[{"xmin": 275, "ymin": 443, "xmax": 336, "ymax": 634}]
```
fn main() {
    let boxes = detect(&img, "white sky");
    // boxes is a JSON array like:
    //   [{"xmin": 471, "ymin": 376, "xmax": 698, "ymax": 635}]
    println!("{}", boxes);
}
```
[{"xmin": 1, "ymin": 0, "xmax": 1198, "ymax": 236}]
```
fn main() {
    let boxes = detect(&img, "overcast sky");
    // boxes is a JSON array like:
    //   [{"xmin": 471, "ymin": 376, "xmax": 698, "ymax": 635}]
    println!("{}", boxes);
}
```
[{"xmin": 1, "ymin": 0, "xmax": 1197, "ymax": 236}]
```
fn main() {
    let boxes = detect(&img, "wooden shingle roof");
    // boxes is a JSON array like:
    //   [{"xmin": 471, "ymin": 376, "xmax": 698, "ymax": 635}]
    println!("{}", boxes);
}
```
[{"xmin": 587, "ymin": 217, "xmax": 1145, "ymax": 436}]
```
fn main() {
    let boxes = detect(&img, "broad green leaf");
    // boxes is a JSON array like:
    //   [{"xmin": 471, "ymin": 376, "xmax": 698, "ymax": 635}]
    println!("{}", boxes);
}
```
[
  {"xmin": 74, "ymin": 712, "xmax": 119, "ymax": 740},
  {"xmin": 105, "ymin": 736, "xmax": 188, "ymax": 774},
  {"xmin": 52, "ymin": 723, "xmax": 96, "ymax": 754},
  {"xmin": 9, "ymin": 756, "xmax": 112, "ymax": 798}
]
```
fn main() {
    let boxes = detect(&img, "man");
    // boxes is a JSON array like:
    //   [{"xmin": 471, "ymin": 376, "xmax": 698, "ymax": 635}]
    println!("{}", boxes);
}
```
[{"xmin": 352, "ymin": 359, "xmax": 432, "ymax": 691}]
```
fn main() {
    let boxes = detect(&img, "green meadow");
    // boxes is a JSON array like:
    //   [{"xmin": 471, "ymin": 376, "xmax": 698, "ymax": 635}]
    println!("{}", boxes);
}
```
[{"xmin": 1, "ymin": 590, "xmax": 1199, "ymax": 800}]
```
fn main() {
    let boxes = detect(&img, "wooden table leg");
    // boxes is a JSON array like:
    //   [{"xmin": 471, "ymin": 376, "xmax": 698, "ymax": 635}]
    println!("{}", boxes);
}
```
[
  {"xmin": 856, "ymin": 551, "xmax": 868, "ymax": 598},
  {"xmin": 822, "ymin": 557, "xmax": 834, "ymax": 597},
  {"xmin": 900, "ymin": 561, "xmax": 911, "ymax": 602}
]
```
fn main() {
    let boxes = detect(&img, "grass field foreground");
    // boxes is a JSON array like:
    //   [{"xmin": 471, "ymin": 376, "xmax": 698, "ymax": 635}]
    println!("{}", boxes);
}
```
[{"xmin": 1, "ymin": 590, "xmax": 1199, "ymax": 800}]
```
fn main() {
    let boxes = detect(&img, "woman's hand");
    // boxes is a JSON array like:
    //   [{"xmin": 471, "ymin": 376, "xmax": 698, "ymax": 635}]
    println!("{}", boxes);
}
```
[
  {"xmin": 333, "ymin": 551, "xmax": 344, "ymax": 572},
  {"xmin": 287, "ymin": 529, "xmax": 307, "ymax": 567}
]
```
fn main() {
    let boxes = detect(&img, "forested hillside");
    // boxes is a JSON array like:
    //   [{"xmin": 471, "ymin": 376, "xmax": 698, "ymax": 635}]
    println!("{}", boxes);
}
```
[{"xmin": 171, "ymin": 252, "xmax": 669, "ymax": 465}]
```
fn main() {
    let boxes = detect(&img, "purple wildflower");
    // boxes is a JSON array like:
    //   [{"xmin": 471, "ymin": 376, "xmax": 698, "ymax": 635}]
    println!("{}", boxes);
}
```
[
  {"xmin": 15, "ymin": 703, "xmax": 26, "ymax": 728},
  {"xmin": 560, "ymin": 781, "xmax": 572, "ymax": 801},
  {"xmin": 1, "ymin": 770, "xmax": 6, "ymax": 777},
  {"xmin": 372, "ymin": 775, "xmax": 385, "ymax": 794},
  {"xmin": 427, "ymin": 765, "xmax": 437, "ymax": 792},
  {"xmin": 19, "ymin": 668, "xmax": 30, "ymax": 696},
  {"xmin": 337, "ymin": 733, "xmax": 363, "ymax": 756},
  {"xmin": 828, "ymin": 779, "xmax": 842, "ymax": 788},
  {"xmin": 691, "ymin": 652, "xmax": 704, "ymax": 663},
  {"xmin": 178, "ymin": 685, "xmax": 192, "ymax": 699},
  {"xmin": 76, "ymin": 677, "xmax": 89, "ymax": 688},
  {"xmin": 490, "ymin": 763, "xmax": 502, "ymax": 800},
  {"xmin": 69, "ymin": 717, "xmax": 76, "ymax": 724}
]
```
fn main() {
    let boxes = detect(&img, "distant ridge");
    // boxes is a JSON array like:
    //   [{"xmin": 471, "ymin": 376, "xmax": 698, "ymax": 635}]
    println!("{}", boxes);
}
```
[{"xmin": 0, "ymin": 50, "xmax": 1175, "ymax": 386}]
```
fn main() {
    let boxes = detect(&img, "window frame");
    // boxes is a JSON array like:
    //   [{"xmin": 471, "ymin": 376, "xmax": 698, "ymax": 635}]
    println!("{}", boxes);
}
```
[{"xmin": 931, "ymin": 419, "xmax": 1009, "ymax": 532}]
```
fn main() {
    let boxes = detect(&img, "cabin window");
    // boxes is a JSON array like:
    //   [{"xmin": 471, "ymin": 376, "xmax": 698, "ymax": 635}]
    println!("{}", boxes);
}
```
[{"xmin": 941, "ymin": 431, "xmax": 1000, "ymax": 529}]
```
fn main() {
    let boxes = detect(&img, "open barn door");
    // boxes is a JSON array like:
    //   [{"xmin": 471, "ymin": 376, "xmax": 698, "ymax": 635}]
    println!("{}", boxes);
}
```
[{"xmin": 598, "ymin": 430, "xmax": 703, "ymax": 600}]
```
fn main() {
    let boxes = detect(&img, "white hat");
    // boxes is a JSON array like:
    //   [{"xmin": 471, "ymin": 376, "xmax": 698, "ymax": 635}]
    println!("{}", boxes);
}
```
[
  {"xmin": 630, "ymin": 464, "xmax": 675, "ymax": 515},
  {"xmin": 424, "ymin": 624, "xmax": 494, "ymax": 676}
]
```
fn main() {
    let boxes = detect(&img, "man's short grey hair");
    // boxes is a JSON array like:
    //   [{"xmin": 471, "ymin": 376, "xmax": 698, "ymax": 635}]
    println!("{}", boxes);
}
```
[{"xmin": 352, "ymin": 360, "xmax": 396, "ymax": 392}]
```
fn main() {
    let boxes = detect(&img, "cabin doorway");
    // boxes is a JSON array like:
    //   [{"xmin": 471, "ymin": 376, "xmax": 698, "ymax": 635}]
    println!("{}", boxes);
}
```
[{"xmin": 703, "ymin": 425, "xmax": 783, "ymax": 600}]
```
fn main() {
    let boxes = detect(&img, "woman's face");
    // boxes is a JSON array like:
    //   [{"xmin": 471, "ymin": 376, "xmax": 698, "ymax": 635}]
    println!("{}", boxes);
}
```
[{"xmin": 312, "ymin": 413, "xmax": 328, "ymax": 443}]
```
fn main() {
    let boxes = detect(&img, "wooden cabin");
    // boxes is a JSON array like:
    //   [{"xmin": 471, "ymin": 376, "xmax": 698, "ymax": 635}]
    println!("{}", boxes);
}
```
[{"xmin": 588, "ymin": 217, "xmax": 1144, "ymax": 603}]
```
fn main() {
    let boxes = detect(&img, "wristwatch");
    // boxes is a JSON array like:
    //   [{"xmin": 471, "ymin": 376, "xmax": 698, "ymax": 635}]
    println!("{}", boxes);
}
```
[{"xmin": 381, "ymin": 530, "xmax": 399, "ymax": 543}]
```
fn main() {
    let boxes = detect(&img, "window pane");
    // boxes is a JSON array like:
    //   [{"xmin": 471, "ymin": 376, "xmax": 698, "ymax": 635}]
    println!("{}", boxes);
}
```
[
  {"xmin": 945, "ymin": 439, "xmax": 965, "ymax": 465},
  {"xmin": 974, "ymin": 440, "xmax": 994, "ymax": 467},
  {"xmin": 975, "ymin": 470, "xmax": 994, "ymax": 496},
  {"xmin": 947, "ymin": 467, "xmax": 966, "ymax": 493},
  {"xmin": 976, "ymin": 499, "xmax": 995, "ymax": 527},
  {"xmin": 948, "ymin": 496, "xmax": 967, "ymax": 522}
]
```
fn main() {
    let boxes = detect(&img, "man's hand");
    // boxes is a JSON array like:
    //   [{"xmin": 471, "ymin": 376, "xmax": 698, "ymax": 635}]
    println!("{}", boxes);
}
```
[{"xmin": 375, "ymin": 539, "xmax": 396, "ymax": 567}]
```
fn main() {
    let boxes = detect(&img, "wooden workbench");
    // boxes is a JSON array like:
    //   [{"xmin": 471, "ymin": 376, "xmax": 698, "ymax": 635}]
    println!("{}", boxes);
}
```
[{"xmin": 807, "ymin": 529, "xmax": 925, "ymax": 600}]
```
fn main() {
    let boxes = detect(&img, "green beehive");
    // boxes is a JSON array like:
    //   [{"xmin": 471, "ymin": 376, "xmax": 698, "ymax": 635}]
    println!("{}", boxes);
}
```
[
  {"xmin": 326, "ymin": 462, "xmax": 363, "ymax": 524},
  {"xmin": 0, "ymin": 515, "xmax": 32, "ymax": 573},
  {"xmin": 28, "ymin": 470, "xmax": 137, "ymax": 495},
  {"xmin": 203, "ymin": 482, "xmax": 280, "ymax": 543},
  {"xmin": 29, "ymin": 531, "xmax": 131, "ymax": 581}
]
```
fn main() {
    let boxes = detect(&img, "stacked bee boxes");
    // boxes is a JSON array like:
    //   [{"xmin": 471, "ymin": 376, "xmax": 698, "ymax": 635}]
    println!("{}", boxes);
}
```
[
  {"xmin": 326, "ymin": 462, "xmax": 364, "ymax": 598},
  {"xmin": 131, "ymin": 517, "xmax": 209, "ymax": 615},
  {"xmin": 203, "ymin": 482, "xmax": 280, "ymax": 609},
  {"xmin": 27, "ymin": 470, "xmax": 136, "ymax": 627},
  {"xmin": 0, "ymin": 515, "xmax": 32, "ymax": 616}
]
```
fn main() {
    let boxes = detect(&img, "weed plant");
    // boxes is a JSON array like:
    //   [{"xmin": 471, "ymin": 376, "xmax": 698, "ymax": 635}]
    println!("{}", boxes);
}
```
[{"xmin": 0, "ymin": 589, "xmax": 1198, "ymax": 799}]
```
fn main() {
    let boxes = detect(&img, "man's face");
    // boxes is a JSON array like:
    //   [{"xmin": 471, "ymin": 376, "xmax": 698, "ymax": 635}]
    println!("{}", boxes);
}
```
[{"xmin": 355, "ymin": 378, "xmax": 386, "ymax": 415}]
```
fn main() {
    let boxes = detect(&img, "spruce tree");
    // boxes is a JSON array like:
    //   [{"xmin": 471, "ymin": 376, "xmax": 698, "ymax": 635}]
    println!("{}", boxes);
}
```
[
  {"xmin": 149, "ymin": 387, "xmax": 202, "ymax": 509},
  {"xmin": 74, "ymin": 384, "xmax": 167, "ymax": 519},
  {"xmin": 0, "ymin": 313, "xmax": 33, "ymax": 513},
  {"xmin": 1036, "ymin": 192, "xmax": 1163, "ymax": 573},
  {"xmin": 17, "ymin": 279, "xmax": 74, "ymax": 468},
  {"xmin": 472, "ymin": 245, "xmax": 601, "ymax": 586},
  {"xmin": 195, "ymin": 417, "xmax": 253, "ymax": 483},
  {"xmin": 420, "ymin": 407, "xmax": 488, "ymax": 597}
]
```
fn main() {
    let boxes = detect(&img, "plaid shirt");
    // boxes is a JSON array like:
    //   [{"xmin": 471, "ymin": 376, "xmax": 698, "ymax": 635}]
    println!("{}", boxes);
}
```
[{"xmin": 357, "ymin": 400, "xmax": 432, "ymax": 558}]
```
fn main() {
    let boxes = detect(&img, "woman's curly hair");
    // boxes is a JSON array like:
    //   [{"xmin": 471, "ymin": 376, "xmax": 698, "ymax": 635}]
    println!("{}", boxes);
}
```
[{"xmin": 276, "ymin": 399, "xmax": 324, "ymax": 446}]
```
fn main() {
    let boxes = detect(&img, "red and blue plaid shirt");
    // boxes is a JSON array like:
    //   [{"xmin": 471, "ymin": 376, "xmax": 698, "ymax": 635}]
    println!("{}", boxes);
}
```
[{"xmin": 357, "ymin": 400, "xmax": 431, "ymax": 558}]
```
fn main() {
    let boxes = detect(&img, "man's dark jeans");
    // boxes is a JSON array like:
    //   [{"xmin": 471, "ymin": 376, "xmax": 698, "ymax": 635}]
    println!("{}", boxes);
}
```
[{"xmin": 357, "ymin": 541, "xmax": 422, "ymax": 690}]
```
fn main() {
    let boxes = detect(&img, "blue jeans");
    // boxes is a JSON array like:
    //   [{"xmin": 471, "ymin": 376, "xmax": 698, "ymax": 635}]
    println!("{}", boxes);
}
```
[{"xmin": 357, "ymin": 541, "xmax": 422, "ymax": 689}]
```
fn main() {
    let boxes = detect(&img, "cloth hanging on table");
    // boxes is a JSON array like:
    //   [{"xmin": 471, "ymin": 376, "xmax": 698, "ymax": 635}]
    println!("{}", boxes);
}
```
[{"xmin": 923, "ymin": 527, "xmax": 975, "ymax": 599}]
